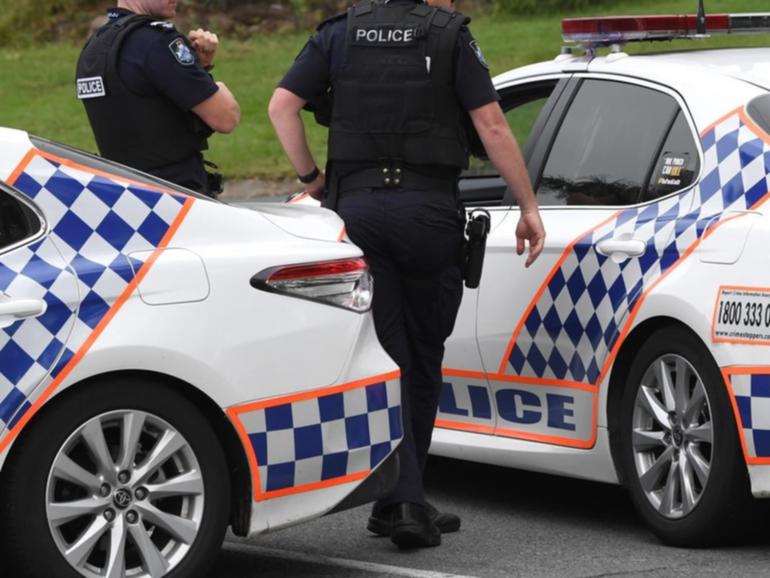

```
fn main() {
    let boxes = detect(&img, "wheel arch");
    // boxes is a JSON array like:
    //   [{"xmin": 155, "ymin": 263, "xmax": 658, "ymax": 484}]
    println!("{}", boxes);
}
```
[
  {"xmin": 2, "ymin": 369, "xmax": 252, "ymax": 537},
  {"xmin": 606, "ymin": 316, "xmax": 725, "ymax": 487}
]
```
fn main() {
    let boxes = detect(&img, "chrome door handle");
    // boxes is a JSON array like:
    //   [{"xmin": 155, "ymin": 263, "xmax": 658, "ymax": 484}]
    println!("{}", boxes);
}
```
[
  {"xmin": 0, "ymin": 299, "xmax": 47, "ymax": 326},
  {"xmin": 596, "ymin": 238, "xmax": 646, "ymax": 262}
]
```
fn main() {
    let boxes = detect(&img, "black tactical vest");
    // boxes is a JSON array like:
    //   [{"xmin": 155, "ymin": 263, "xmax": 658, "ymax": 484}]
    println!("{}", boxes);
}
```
[
  {"xmin": 328, "ymin": 1, "xmax": 471, "ymax": 170},
  {"xmin": 76, "ymin": 15, "xmax": 211, "ymax": 173}
]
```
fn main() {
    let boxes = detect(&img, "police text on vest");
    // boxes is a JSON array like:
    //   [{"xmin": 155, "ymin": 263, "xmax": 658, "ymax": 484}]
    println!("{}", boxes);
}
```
[
  {"xmin": 77, "ymin": 77, "xmax": 106, "ymax": 99},
  {"xmin": 353, "ymin": 26, "xmax": 420, "ymax": 46}
]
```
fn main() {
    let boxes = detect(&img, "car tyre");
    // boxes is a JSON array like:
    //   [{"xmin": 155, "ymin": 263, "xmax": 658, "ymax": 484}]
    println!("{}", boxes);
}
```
[
  {"xmin": 0, "ymin": 377, "xmax": 230, "ymax": 578},
  {"xmin": 619, "ymin": 326, "xmax": 753, "ymax": 546}
]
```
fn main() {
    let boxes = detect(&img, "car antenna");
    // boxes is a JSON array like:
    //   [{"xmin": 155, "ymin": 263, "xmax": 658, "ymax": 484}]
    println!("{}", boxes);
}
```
[{"xmin": 696, "ymin": 0, "xmax": 707, "ymax": 35}]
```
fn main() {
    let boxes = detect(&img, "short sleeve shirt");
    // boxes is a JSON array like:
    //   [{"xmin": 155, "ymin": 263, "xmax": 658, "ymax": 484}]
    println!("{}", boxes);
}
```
[
  {"xmin": 106, "ymin": 8, "xmax": 218, "ymax": 111},
  {"xmin": 279, "ymin": 0, "xmax": 499, "ymax": 112}
]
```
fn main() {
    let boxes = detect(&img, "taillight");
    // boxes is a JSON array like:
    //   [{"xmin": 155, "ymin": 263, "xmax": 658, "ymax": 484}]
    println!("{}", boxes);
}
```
[{"xmin": 251, "ymin": 257, "xmax": 373, "ymax": 312}]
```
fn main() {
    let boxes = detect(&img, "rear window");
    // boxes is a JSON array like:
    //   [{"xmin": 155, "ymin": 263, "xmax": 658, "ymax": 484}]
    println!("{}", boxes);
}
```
[
  {"xmin": 29, "ymin": 136, "xmax": 214, "ymax": 202},
  {"xmin": 0, "ymin": 186, "xmax": 43, "ymax": 252},
  {"xmin": 747, "ymin": 93, "xmax": 770, "ymax": 135}
]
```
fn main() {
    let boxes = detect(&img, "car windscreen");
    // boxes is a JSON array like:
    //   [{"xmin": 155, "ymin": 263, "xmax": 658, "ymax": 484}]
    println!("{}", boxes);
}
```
[
  {"xmin": 29, "ymin": 135, "xmax": 216, "ymax": 202},
  {"xmin": 747, "ymin": 93, "xmax": 770, "ymax": 136}
]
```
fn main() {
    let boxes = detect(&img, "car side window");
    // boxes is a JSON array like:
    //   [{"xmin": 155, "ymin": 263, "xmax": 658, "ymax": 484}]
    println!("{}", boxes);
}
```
[
  {"xmin": 467, "ymin": 93, "xmax": 554, "ymax": 177},
  {"xmin": 460, "ymin": 80, "xmax": 560, "ymax": 206},
  {"xmin": 537, "ymin": 79, "xmax": 695, "ymax": 207},
  {"xmin": 747, "ymin": 93, "xmax": 770, "ymax": 134},
  {"xmin": 29, "ymin": 136, "xmax": 213, "ymax": 202},
  {"xmin": 0, "ymin": 187, "xmax": 42, "ymax": 252}
]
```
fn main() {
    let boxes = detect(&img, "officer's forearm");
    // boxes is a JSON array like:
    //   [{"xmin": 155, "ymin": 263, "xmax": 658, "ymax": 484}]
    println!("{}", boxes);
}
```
[
  {"xmin": 268, "ymin": 88, "xmax": 318, "ymax": 176},
  {"xmin": 193, "ymin": 83, "xmax": 240, "ymax": 133},
  {"xmin": 469, "ymin": 102, "xmax": 539, "ymax": 213}
]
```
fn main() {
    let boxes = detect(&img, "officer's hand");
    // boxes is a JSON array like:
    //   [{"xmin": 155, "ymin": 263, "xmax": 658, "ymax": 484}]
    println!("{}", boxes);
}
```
[
  {"xmin": 516, "ymin": 209, "xmax": 545, "ymax": 268},
  {"xmin": 306, "ymin": 171, "xmax": 326, "ymax": 201},
  {"xmin": 188, "ymin": 29, "xmax": 218, "ymax": 68}
]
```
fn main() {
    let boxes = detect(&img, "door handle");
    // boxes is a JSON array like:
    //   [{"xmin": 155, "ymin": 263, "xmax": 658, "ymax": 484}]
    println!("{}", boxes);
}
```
[
  {"xmin": 596, "ymin": 238, "xmax": 646, "ymax": 262},
  {"xmin": 0, "ymin": 299, "xmax": 47, "ymax": 325}
]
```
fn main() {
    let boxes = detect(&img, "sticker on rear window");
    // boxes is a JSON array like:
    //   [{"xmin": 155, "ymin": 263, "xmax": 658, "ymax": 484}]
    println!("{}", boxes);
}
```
[
  {"xmin": 654, "ymin": 153, "xmax": 688, "ymax": 188},
  {"xmin": 712, "ymin": 286, "xmax": 770, "ymax": 345}
]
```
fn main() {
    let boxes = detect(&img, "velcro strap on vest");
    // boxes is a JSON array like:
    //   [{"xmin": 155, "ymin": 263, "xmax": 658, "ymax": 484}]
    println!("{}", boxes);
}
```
[
  {"xmin": 410, "ymin": 5, "xmax": 433, "ymax": 17},
  {"xmin": 431, "ymin": 10, "xmax": 452, "ymax": 28},
  {"xmin": 353, "ymin": 0, "xmax": 374, "ymax": 16}
]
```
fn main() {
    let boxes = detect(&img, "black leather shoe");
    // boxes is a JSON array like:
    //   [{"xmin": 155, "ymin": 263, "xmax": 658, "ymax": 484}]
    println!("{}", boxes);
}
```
[
  {"xmin": 368, "ymin": 502, "xmax": 461, "ymax": 536},
  {"xmin": 389, "ymin": 502, "xmax": 441, "ymax": 549}
]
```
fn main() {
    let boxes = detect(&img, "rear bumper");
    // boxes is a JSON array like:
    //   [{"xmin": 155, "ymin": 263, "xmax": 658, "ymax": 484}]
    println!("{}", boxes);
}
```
[{"xmin": 326, "ymin": 444, "xmax": 400, "ymax": 515}]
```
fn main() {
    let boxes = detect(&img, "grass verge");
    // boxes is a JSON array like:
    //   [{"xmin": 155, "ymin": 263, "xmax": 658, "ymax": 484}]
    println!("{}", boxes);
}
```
[{"xmin": 0, "ymin": 0, "xmax": 767, "ymax": 179}]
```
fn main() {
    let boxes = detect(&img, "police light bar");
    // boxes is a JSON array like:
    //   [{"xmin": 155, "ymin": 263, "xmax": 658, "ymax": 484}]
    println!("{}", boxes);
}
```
[{"xmin": 562, "ymin": 13, "xmax": 770, "ymax": 45}]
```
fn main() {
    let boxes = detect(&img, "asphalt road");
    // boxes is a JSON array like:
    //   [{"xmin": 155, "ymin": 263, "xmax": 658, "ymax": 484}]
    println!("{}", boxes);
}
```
[
  {"xmin": 219, "ymin": 198, "xmax": 770, "ymax": 576},
  {"xmin": 211, "ymin": 456, "xmax": 770, "ymax": 578}
]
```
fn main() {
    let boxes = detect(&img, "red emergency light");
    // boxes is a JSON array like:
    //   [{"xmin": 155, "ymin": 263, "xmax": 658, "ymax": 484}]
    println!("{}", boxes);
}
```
[{"xmin": 562, "ymin": 13, "xmax": 770, "ymax": 45}]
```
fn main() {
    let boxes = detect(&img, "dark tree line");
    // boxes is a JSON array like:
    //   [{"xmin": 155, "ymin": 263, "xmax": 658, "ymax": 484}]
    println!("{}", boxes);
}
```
[{"xmin": 0, "ymin": 0, "xmax": 615, "ymax": 45}]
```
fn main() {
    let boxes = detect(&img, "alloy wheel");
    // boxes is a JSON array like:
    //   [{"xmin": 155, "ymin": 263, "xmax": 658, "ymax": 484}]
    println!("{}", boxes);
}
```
[
  {"xmin": 631, "ymin": 354, "xmax": 714, "ymax": 519},
  {"xmin": 45, "ymin": 410, "xmax": 205, "ymax": 578}
]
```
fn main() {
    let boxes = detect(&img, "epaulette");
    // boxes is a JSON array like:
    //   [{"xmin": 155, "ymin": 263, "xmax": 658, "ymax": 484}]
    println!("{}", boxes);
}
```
[
  {"xmin": 149, "ymin": 20, "xmax": 176, "ymax": 31},
  {"xmin": 431, "ymin": 8, "xmax": 470, "ymax": 28},
  {"xmin": 351, "ymin": 0, "xmax": 376, "ymax": 16},
  {"xmin": 317, "ymin": 11, "xmax": 346, "ymax": 32}
]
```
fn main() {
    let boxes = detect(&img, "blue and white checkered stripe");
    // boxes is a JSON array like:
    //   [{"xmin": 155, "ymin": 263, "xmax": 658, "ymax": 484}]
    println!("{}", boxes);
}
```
[
  {"xmin": 238, "ymin": 379, "xmax": 402, "ymax": 496},
  {"xmin": 0, "ymin": 239, "xmax": 78, "ymax": 428},
  {"xmin": 0, "ymin": 152, "xmax": 188, "ymax": 433},
  {"xmin": 508, "ymin": 113, "xmax": 770, "ymax": 384},
  {"xmin": 730, "ymin": 373, "xmax": 770, "ymax": 459}
]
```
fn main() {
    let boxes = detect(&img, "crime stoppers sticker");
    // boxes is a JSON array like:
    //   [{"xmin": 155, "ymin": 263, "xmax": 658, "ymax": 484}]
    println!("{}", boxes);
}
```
[{"xmin": 713, "ymin": 286, "xmax": 770, "ymax": 345}]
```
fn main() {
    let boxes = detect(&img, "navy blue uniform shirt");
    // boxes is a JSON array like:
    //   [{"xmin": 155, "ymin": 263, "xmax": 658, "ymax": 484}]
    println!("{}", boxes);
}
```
[
  {"xmin": 279, "ymin": 0, "xmax": 499, "ymax": 111},
  {"xmin": 107, "ymin": 8, "xmax": 218, "ymax": 112},
  {"xmin": 96, "ymin": 8, "xmax": 219, "ymax": 190}
]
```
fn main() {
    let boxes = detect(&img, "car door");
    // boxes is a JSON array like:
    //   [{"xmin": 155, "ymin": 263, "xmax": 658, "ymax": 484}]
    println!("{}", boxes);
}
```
[
  {"xmin": 472, "ymin": 76, "xmax": 701, "ymax": 448},
  {"xmin": 438, "ymin": 77, "xmax": 571, "ymax": 435},
  {"xmin": 0, "ymin": 184, "xmax": 78, "ymax": 433}
]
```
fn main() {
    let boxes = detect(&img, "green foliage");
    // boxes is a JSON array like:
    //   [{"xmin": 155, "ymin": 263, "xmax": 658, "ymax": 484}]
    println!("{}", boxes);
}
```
[
  {"xmin": 490, "ymin": 0, "xmax": 613, "ymax": 15},
  {"xmin": 1, "ymin": 0, "xmax": 768, "ymax": 179},
  {"xmin": 0, "ymin": 0, "xmax": 104, "ymax": 45}
]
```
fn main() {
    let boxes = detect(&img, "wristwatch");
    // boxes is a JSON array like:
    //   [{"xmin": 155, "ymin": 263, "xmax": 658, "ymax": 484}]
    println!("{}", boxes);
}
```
[{"xmin": 297, "ymin": 166, "xmax": 320, "ymax": 184}]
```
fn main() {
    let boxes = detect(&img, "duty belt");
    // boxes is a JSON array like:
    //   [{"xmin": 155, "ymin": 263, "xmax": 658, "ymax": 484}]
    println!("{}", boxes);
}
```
[{"xmin": 338, "ymin": 165, "xmax": 456, "ymax": 194}]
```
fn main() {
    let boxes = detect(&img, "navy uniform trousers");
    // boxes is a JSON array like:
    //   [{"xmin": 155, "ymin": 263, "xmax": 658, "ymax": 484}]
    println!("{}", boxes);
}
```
[{"xmin": 336, "ymin": 187, "xmax": 465, "ymax": 507}]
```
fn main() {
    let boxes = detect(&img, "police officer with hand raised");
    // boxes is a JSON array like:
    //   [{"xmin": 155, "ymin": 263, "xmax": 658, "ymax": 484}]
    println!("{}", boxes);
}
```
[
  {"xmin": 76, "ymin": 0, "xmax": 240, "ymax": 197},
  {"xmin": 269, "ymin": 0, "xmax": 545, "ymax": 549}
]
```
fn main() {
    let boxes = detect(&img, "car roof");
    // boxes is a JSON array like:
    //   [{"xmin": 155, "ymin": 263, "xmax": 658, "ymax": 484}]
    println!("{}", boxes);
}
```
[{"xmin": 495, "ymin": 47, "xmax": 770, "ymax": 91}]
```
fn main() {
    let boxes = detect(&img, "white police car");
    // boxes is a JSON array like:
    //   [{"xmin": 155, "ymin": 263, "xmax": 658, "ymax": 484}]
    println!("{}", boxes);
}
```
[
  {"xmin": 433, "ymin": 10, "xmax": 770, "ymax": 546},
  {"xmin": 0, "ymin": 130, "xmax": 400, "ymax": 577}
]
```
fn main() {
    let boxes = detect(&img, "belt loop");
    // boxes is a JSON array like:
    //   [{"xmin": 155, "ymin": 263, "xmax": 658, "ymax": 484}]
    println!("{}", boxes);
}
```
[
  {"xmin": 392, "ymin": 159, "xmax": 403, "ymax": 187},
  {"xmin": 381, "ymin": 163, "xmax": 391, "ymax": 187},
  {"xmin": 380, "ymin": 160, "xmax": 403, "ymax": 187}
]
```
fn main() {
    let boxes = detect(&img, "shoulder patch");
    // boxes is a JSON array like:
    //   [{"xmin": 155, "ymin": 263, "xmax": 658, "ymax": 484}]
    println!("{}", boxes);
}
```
[
  {"xmin": 469, "ymin": 40, "xmax": 489, "ymax": 70},
  {"xmin": 150, "ymin": 20, "xmax": 175, "ymax": 31},
  {"xmin": 168, "ymin": 37, "xmax": 195, "ymax": 66}
]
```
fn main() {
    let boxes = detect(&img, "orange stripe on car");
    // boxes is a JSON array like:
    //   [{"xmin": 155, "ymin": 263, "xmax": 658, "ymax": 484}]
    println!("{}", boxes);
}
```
[
  {"xmin": 496, "ymin": 210, "xmax": 624, "ymax": 376},
  {"xmin": 227, "ymin": 370, "xmax": 401, "ymax": 501},
  {"xmin": 0, "ymin": 196, "xmax": 195, "ymax": 455}
]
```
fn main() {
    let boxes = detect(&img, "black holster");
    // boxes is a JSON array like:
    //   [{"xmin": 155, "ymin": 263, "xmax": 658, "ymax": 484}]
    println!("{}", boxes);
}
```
[
  {"xmin": 321, "ymin": 161, "xmax": 339, "ymax": 209},
  {"xmin": 463, "ymin": 209, "xmax": 491, "ymax": 289},
  {"xmin": 205, "ymin": 171, "xmax": 223, "ymax": 198},
  {"xmin": 204, "ymin": 159, "xmax": 223, "ymax": 198}
]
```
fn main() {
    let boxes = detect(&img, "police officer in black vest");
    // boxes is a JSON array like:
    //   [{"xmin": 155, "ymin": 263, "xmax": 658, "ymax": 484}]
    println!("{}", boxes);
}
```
[
  {"xmin": 270, "ymin": 0, "xmax": 545, "ymax": 549},
  {"xmin": 76, "ymin": 0, "xmax": 240, "ymax": 197}
]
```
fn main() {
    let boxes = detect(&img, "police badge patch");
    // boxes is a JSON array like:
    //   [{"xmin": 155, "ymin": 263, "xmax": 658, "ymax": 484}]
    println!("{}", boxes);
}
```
[
  {"xmin": 469, "ymin": 40, "xmax": 489, "ymax": 70},
  {"xmin": 169, "ymin": 38, "xmax": 195, "ymax": 66}
]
